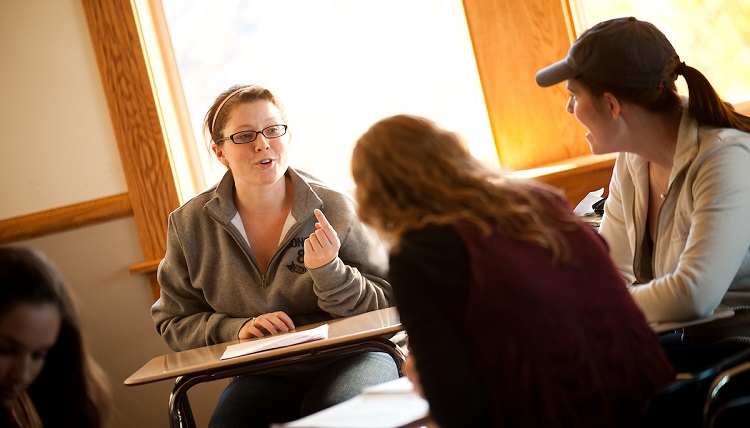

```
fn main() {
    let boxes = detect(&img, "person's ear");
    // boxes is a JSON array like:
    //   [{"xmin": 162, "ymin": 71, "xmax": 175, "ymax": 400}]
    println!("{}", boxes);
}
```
[
  {"xmin": 212, "ymin": 143, "xmax": 230, "ymax": 167},
  {"xmin": 602, "ymin": 92, "xmax": 621, "ymax": 119}
]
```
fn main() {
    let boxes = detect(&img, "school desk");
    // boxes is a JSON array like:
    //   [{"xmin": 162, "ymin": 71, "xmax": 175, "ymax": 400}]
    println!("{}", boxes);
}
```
[
  {"xmin": 124, "ymin": 307, "xmax": 406, "ymax": 428},
  {"xmin": 650, "ymin": 305, "xmax": 735, "ymax": 334}
]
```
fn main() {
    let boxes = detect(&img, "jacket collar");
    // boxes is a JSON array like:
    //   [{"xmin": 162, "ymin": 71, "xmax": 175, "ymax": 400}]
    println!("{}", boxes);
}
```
[
  {"xmin": 202, "ymin": 167, "xmax": 323, "ymax": 224},
  {"xmin": 288, "ymin": 167, "xmax": 324, "ymax": 222},
  {"xmin": 671, "ymin": 96, "xmax": 700, "ymax": 177},
  {"xmin": 629, "ymin": 96, "xmax": 697, "ymax": 187}
]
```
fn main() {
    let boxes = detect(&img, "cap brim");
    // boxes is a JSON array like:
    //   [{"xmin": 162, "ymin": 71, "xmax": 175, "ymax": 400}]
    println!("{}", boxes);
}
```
[{"xmin": 535, "ymin": 59, "xmax": 578, "ymax": 87}]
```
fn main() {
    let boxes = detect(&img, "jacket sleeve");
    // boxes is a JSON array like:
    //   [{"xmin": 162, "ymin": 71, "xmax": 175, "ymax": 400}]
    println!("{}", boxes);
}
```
[
  {"xmin": 599, "ymin": 154, "xmax": 637, "ymax": 286},
  {"xmin": 307, "ymin": 213, "xmax": 394, "ymax": 317},
  {"xmin": 389, "ymin": 226, "xmax": 493, "ymax": 428},
  {"xmin": 151, "ymin": 214, "xmax": 250, "ymax": 351},
  {"xmin": 629, "ymin": 142, "xmax": 750, "ymax": 322}
]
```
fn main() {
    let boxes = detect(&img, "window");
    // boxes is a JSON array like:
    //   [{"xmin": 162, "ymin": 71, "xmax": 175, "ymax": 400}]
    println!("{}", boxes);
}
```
[
  {"xmin": 572, "ymin": 0, "xmax": 750, "ymax": 104},
  {"xmin": 160, "ymin": 0, "xmax": 496, "ymax": 194},
  {"xmin": 85, "ymin": 0, "xmax": 750, "ymax": 281}
]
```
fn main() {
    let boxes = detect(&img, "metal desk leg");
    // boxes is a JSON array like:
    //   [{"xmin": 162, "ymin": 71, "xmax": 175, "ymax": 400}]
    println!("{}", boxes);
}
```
[
  {"xmin": 166, "ymin": 337, "xmax": 406, "ymax": 427},
  {"xmin": 178, "ymin": 393, "xmax": 196, "ymax": 428},
  {"xmin": 170, "ymin": 374, "xmax": 210, "ymax": 428}
]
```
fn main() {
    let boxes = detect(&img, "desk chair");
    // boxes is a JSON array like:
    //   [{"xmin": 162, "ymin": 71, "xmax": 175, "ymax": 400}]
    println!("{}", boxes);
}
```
[
  {"xmin": 707, "ymin": 395, "xmax": 750, "ymax": 428},
  {"xmin": 704, "ymin": 357, "xmax": 750, "ymax": 428},
  {"xmin": 642, "ymin": 347, "xmax": 750, "ymax": 428}
]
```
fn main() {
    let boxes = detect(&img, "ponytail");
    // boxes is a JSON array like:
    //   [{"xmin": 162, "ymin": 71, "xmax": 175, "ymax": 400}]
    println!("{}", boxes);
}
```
[{"xmin": 677, "ymin": 62, "xmax": 750, "ymax": 132}]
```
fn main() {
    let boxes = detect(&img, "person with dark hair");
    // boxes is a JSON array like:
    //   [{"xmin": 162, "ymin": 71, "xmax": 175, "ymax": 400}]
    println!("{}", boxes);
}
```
[
  {"xmin": 536, "ymin": 17, "xmax": 750, "ymax": 372},
  {"xmin": 151, "ymin": 84, "xmax": 397, "ymax": 428},
  {"xmin": 350, "ymin": 114, "xmax": 675, "ymax": 427},
  {"xmin": 0, "ymin": 246, "xmax": 111, "ymax": 427}
]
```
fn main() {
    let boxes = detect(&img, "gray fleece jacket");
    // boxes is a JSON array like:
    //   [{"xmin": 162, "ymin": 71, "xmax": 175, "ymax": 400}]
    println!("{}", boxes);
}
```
[{"xmin": 152, "ymin": 167, "xmax": 393, "ymax": 351}]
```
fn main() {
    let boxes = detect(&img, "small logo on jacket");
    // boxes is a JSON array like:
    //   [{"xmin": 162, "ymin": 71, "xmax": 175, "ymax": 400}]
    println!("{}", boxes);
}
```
[{"xmin": 286, "ymin": 261, "xmax": 307, "ymax": 274}]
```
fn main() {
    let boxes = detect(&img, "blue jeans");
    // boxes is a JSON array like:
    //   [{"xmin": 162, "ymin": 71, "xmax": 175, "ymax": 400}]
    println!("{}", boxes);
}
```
[{"xmin": 208, "ymin": 351, "xmax": 398, "ymax": 428}]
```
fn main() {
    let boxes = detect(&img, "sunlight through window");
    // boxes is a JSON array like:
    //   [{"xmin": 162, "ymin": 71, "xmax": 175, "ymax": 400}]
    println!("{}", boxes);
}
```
[
  {"xmin": 572, "ymin": 0, "xmax": 750, "ymax": 104},
  {"xmin": 161, "ymin": 0, "xmax": 495, "ymax": 193}
]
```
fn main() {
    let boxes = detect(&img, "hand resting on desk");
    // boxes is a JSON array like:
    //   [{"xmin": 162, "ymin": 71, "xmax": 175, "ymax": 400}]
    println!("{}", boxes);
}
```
[{"xmin": 239, "ymin": 310, "xmax": 296, "ymax": 339}]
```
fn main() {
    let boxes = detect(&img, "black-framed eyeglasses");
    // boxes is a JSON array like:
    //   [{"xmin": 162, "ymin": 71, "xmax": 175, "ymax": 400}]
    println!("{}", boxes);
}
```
[{"xmin": 217, "ymin": 124, "xmax": 288, "ymax": 144}]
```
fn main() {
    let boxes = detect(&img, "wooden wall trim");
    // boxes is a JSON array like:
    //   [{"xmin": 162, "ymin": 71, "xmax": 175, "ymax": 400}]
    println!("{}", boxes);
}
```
[
  {"xmin": 0, "ymin": 194, "xmax": 133, "ymax": 245},
  {"xmin": 735, "ymin": 100, "xmax": 750, "ymax": 115},
  {"xmin": 521, "ymin": 154, "xmax": 616, "ymax": 206},
  {"xmin": 80, "ymin": 0, "xmax": 180, "ymax": 267},
  {"xmin": 130, "ymin": 258, "xmax": 161, "ymax": 275}
]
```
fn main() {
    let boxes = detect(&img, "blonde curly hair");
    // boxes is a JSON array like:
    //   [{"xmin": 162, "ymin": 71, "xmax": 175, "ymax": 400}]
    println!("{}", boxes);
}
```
[{"xmin": 351, "ymin": 114, "xmax": 579, "ymax": 262}]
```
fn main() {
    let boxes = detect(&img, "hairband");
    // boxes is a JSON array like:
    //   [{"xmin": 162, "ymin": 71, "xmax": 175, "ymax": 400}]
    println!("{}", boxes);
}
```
[
  {"xmin": 658, "ymin": 61, "xmax": 687, "ymax": 89},
  {"xmin": 675, "ymin": 61, "xmax": 688, "ymax": 76},
  {"xmin": 210, "ymin": 86, "xmax": 249, "ymax": 135}
]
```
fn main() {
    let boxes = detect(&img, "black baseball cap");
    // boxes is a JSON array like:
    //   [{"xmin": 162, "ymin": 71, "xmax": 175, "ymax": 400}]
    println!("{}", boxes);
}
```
[{"xmin": 535, "ymin": 17, "xmax": 678, "ymax": 89}]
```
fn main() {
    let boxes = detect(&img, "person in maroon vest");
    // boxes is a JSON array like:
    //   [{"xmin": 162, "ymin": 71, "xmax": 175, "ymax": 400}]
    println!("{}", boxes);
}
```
[{"xmin": 350, "ymin": 114, "xmax": 676, "ymax": 428}]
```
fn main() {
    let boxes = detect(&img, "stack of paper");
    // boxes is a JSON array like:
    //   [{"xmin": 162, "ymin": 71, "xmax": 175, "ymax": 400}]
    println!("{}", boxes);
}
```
[
  {"xmin": 278, "ymin": 377, "xmax": 429, "ymax": 428},
  {"xmin": 574, "ymin": 188, "xmax": 605, "ymax": 230},
  {"xmin": 573, "ymin": 188, "xmax": 604, "ymax": 216},
  {"xmin": 220, "ymin": 324, "xmax": 329, "ymax": 360}
]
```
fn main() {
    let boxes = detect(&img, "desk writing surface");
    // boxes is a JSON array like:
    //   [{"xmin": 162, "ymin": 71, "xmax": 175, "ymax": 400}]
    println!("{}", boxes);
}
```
[
  {"xmin": 650, "ymin": 305, "xmax": 735, "ymax": 334},
  {"xmin": 275, "ymin": 377, "xmax": 430, "ymax": 428},
  {"xmin": 125, "ymin": 307, "xmax": 402, "ymax": 386}
]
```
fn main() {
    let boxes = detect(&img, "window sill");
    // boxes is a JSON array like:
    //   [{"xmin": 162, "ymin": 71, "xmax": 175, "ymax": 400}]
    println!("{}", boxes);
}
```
[{"xmin": 513, "ymin": 153, "xmax": 617, "ymax": 205}]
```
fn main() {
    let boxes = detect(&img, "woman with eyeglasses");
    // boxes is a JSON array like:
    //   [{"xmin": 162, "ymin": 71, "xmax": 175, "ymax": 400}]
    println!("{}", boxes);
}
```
[{"xmin": 151, "ymin": 84, "xmax": 397, "ymax": 428}]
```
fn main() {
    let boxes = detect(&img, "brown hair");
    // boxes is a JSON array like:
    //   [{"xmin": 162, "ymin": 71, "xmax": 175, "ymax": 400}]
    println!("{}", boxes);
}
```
[
  {"xmin": 202, "ymin": 84, "xmax": 287, "ymax": 150},
  {"xmin": 576, "ymin": 61, "xmax": 750, "ymax": 132},
  {"xmin": 351, "ymin": 115, "xmax": 578, "ymax": 262},
  {"xmin": 0, "ymin": 246, "xmax": 111, "ymax": 427}
]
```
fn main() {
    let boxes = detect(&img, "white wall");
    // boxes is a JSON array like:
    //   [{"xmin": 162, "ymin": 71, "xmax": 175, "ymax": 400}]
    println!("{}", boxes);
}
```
[
  {"xmin": 1, "ymin": 0, "xmax": 226, "ymax": 426},
  {"xmin": 0, "ymin": 0, "xmax": 126, "ymax": 219}
]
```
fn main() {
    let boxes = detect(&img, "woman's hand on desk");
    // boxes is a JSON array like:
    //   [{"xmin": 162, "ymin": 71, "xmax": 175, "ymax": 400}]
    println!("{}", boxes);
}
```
[{"xmin": 239, "ymin": 311, "xmax": 296, "ymax": 339}]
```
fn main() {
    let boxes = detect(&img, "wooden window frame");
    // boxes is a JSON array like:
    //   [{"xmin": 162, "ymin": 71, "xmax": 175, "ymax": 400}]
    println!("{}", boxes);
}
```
[
  {"xmin": 80, "ymin": 0, "xmax": 181, "ymax": 299},
  {"xmin": 2, "ymin": 0, "xmax": 619, "ymax": 300}
]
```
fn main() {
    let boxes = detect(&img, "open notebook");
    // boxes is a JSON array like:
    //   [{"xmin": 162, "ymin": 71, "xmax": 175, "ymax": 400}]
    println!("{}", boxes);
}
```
[
  {"xmin": 275, "ymin": 377, "xmax": 429, "ymax": 428},
  {"xmin": 220, "ymin": 324, "xmax": 329, "ymax": 360}
]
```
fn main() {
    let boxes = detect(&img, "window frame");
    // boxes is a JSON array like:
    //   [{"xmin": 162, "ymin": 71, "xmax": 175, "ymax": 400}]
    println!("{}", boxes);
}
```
[
  {"xmin": 75, "ymin": 0, "xmax": 616, "ymax": 299},
  {"xmin": 80, "ymin": 0, "xmax": 181, "ymax": 298}
]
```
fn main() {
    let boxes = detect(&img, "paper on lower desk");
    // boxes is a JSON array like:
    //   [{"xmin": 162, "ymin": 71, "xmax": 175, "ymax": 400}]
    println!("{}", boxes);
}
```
[
  {"xmin": 573, "ymin": 188, "xmax": 604, "ymax": 216},
  {"xmin": 221, "ymin": 324, "xmax": 329, "ymax": 360},
  {"xmin": 280, "ymin": 388, "xmax": 429, "ymax": 428},
  {"xmin": 361, "ymin": 376, "xmax": 415, "ymax": 395}
]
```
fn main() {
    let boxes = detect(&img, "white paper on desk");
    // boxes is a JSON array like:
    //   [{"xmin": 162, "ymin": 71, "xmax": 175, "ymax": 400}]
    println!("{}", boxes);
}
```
[
  {"xmin": 361, "ymin": 376, "xmax": 415, "ymax": 395},
  {"xmin": 574, "ymin": 188, "xmax": 604, "ymax": 216},
  {"xmin": 220, "ymin": 324, "xmax": 329, "ymax": 360},
  {"xmin": 280, "ymin": 377, "xmax": 429, "ymax": 427}
]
